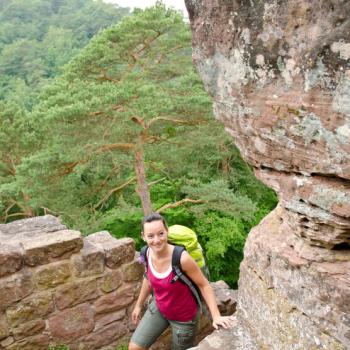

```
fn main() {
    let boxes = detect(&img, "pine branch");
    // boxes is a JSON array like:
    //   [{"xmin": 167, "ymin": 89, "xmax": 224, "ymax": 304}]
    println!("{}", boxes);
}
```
[
  {"xmin": 147, "ymin": 116, "xmax": 203, "ymax": 128},
  {"xmin": 93, "ymin": 176, "xmax": 136, "ymax": 209},
  {"xmin": 96, "ymin": 143, "xmax": 135, "ymax": 153},
  {"xmin": 157, "ymin": 198, "xmax": 205, "ymax": 213},
  {"xmin": 2, "ymin": 156, "xmax": 17, "ymax": 176},
  {"xmin": 91, "ymin": 165, "xmax": 120, "ymax": 195},
  {"xmin": 148, "ymin": 177, "xmax": 167, "ymax": 187},
  {"xmin": 2, "ymin": 202, "xmax": 16, "ymax": 222},
  {"xmin": 155, "ymin": 44, "xmax": 184, "ymax": 64},
  {"xmin": 59, "ymin": 161, "xmax": 81, "ymax": 175},
  {"xmin": 4, "ymin": 212, "xmax": 30, "ymax": 219},
  {"xmin": 41, "ymin": 206, "xmax": 58, "ymax": 215}
]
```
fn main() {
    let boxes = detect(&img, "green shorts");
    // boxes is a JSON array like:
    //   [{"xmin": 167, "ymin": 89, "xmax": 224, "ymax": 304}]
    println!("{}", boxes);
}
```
[{"xmin": 130, "ymin": 299, "xmax": 199, "ymax": 350}]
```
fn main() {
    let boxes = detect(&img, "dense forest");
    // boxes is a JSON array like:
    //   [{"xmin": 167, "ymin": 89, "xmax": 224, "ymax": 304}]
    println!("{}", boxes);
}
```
[{"xmin": 0, "ymin": 0, "xmax": 277, "ymax": 287}]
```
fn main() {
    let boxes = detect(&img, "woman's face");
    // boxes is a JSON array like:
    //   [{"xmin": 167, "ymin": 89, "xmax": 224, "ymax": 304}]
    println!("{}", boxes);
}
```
[{"xmin": 142, "ymin": 219, "xmax": 168, "ymax": 252}]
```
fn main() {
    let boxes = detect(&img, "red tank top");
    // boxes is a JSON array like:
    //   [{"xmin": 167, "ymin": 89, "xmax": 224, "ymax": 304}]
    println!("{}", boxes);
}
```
[{"xmin": 147, "ymin": 250, "xmax": 198, "ymax": 322}]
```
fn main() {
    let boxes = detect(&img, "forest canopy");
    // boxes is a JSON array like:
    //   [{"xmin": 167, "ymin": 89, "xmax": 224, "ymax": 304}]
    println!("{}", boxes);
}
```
[{"xmin": 0, "ymin": 1, "xmax": 277, "ymax": 287}]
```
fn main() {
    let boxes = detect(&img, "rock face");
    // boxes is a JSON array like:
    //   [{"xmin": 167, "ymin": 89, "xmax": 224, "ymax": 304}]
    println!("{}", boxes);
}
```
[{"xmin": 185, "ymin": 1, "xmax": 350, "ymax": 349}]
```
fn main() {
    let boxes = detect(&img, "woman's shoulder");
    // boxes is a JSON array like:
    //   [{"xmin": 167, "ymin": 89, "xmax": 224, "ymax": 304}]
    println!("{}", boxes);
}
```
[{"xmin": 179, "ymin": 249, "xmax": 193, "ymax": 267}]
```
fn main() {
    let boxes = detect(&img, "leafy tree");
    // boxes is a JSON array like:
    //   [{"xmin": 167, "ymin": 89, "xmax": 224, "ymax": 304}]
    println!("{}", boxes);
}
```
[
  {"xmin": 17, "ymin": 3, "xmax": 223, "ymax": 218},
  {"xmin": 0, "ymin": 0, "xmax": 129, "ymax": 220},
  {"xmin": 0, "ymin": 101, "xmax": 36, "ymax": 221},
  {"xmin": 0, "ymin": 0, "xmax": 129, "ymax": 105}
]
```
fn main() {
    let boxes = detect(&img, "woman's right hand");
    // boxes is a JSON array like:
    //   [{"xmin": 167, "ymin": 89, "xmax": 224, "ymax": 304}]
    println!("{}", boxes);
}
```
[{"xmin": 131, "ymin": 305, "xmax": 142, "ymax": 325}]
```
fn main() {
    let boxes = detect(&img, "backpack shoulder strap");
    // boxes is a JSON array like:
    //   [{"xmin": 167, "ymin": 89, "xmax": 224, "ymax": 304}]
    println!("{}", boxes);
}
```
[
  {"xmin": 172, "ymin": 245, "xmax": 185, "ymax": 271},
  {"xmin": 140, "ymin": 245, "xmax": 149, "ymax": 278},
  {"xmin": 170, "ymin": 245, "xmax": 203, "ymax": 313}
]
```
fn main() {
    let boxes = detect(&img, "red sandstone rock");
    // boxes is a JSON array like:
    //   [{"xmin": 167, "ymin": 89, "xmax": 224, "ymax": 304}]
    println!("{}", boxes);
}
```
[
  {"xmin": 5, "ymin": 334, "xmax": 49, "ymax": 350},
  {"xmin": 71, "ymin": 240, "xmax": 105, "ymax": 277},
  {"xmin": 6, "ymin": 291, "xmax": 54, "ymax": 328},
  {"xmin": 0, "ymin": 313, "xmax": 9, "ymax": 341},
  {"xmin": 82, "ymin": 320, "xmax": 128, "ymax": 349},
  {"xmin": 99, "ymin": 268, "xmax": 123, "ymax": 293},
  {"xmin": 54, "ymin": 277, "xmax": 99, "ymax": 310},
  {"xmin": 34, "ymin": 260, "xmax": 72, "ymax": 289},
  {"xmin": 86, "ymin": 231, "xmax": 135, "ymax": 268},
  {"xmin": 0, "ymin": 244, "xmax": 23, "ymax": 278},
  {"xmin": 22, "ymin": 229, "xmax": 83, "ymax": 267},
  {"xmin": 11, "ymin": 319, "xmax": 45, "ymax": 341},
  {"xmin": 0, "ymin": 270, "xmax": 33, "ymax": 311},
  {"xmin": 94, "ymin": 309, "xmax": 125, "ymax": 331},
  {"xmin": 93, "ymin": 282, "xmax": 136, "ymax": 314},
  {"xmin": 122, "ymin": 259, "xmax": 145, "ymax": 282},
  {"xmin": 48, "ymin": 303, "xmax": 95, "ymax": 342}
]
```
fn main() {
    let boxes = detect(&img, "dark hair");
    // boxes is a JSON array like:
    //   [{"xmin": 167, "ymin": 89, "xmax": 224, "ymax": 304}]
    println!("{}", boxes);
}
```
[{"xmin": 141, "ymin": 212, "xmax": 168, "ymax": 232}]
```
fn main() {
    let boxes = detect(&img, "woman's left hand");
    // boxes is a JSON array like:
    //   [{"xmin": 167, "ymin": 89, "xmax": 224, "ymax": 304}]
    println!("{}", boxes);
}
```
[{"xmin": 212, "ymin": 315, "xmax": 235, "ymax": 330}]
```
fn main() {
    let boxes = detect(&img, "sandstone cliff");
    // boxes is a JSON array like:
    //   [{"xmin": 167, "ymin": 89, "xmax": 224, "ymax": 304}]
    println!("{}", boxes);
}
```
[{"xmin": 185, "ymin": 1, "xmax": 350, "ymax": 349}]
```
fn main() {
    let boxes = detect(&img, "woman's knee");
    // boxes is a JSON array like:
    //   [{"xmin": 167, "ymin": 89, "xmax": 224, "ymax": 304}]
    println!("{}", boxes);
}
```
[{"xmin": 128, "ymin": 341, "xmax": 147, "ymax": 350}]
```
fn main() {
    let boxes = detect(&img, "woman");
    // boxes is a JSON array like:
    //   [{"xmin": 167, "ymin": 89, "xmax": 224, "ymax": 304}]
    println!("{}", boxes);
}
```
[{"xmin": 129, "ymin": 213, "xmax": 233, "ymax": 350}]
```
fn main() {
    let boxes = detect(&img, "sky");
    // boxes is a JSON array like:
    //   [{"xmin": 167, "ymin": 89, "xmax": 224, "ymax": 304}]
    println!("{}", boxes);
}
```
[{"xmin": 104, "ymin": 0, "xmax": 188, "ymax": 17}]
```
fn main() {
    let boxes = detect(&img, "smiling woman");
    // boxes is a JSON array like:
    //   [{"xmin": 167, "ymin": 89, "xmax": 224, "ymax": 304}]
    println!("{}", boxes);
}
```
[{"xmin": 129, "ymin": 213, "xmax": 234, "ymax": 350}]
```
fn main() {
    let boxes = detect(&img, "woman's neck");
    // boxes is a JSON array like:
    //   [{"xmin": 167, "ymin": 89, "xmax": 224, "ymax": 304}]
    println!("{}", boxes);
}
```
[{"xmin": 150, "ymin": 243, "xmax": 171, "ymax": 259}]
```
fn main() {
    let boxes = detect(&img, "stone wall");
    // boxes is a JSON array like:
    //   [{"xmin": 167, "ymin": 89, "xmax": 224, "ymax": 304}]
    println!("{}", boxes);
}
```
[
  {"xmin": 185, "ymin": 0, "xmax": 350, "ymax": 349},
  {"xmin": 0, "ymin": 215, "xmax": 237, "ymax": 350},
  {"xmin": 0, "ymin": 215, "xmax": 143, "ymax": 350}
]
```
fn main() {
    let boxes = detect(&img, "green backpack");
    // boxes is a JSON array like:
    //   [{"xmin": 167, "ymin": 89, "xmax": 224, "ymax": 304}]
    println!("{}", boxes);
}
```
[{"xmin": 167, "ymin": 224, "xmax": 209, "ymax": 278}]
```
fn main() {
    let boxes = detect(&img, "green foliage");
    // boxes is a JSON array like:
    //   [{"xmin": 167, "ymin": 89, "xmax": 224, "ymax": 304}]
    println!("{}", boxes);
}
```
[
  {"xmin": 48, "ymin": 345, "xmax": 70, "ymax": 350},
  {"xmin": 193, "ymin": 212, "xmax": 246, "ymax": 287},
  {"xmin": 0, "ymin": 0, "xmax": 129, "ymax": 106},
  {"xmin": 116, "ymin": 344, "xmax": 128, "ymax": 350}
]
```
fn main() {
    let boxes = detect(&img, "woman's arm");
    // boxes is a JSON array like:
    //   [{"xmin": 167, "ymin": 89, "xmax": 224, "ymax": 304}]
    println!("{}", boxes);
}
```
[
  {"xmin": 131, "ymin": 277, "xmax": 151, "ymax": 325},
  {"xmin": 181, "ymin": 252, "xmax": 233, "ymax": 329}
]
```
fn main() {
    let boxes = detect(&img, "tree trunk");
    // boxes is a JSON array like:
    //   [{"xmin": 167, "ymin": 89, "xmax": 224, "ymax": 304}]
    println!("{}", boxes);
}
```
[{"xmin": 134, "ymin": 147, "xmax": 153, "ymax": 215}]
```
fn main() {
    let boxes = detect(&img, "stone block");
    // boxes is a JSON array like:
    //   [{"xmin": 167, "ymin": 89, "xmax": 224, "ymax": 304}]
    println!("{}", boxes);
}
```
[
  {"xmin": 1, "ymin": 336, "xmax": 14, "ymax": 347},
  {"xmin": 94, "ymin": 283, "xmax": 136, "ymax": 314},
  {"xmin": 48, "ymin": 303, "xmax": 95, "ymax": 342},
  {"xmin": 87, "ymin": 232, "xmax": 135, "ymax": 268},
  {"xmin": 83, "ymin": 320, "xmax": 128, "ymax": 349},
  {"xmin": 0, "ymin": 313, "xmax": 9, "ymax": 340},
  {"xmin": 6, "ymin": 334, "xmax": 49, "ymax": 350},
  {"xmin": 211, "ymin": 281, "xmax": 237, "ymax": 316},
  {"xmin": 72, "ymin": 240, "xmax": 105, "ymax": 277},
  {"xmin": 6, "ymin": 291, "xmax": 54, "ymax": 328},
  {"xmin": 12, "ymin": 319, "xmax": 45, "ymax": 341},
  {"xmin": 0, "ymin": 270, "xmax": 33, "ymax": 311},
  {"xmin": 99, "ymin": 268, "xmax": 123, "ymax": 293},
  {"xmin": 22, "ymin": 229, "xmax": 83, "ymax": 267},
  {"xmin": 54, "ymin": 278, "xmax": 99, "ymax": 310},
  {"xmin": 34, "ymin": 260, "xmax": 71, "ymax": 289},
  {"xmin": 0, "ymin": 215, "xmax": 66, "ymax": 240},
  {"xmin": 188, "ymin": 315, "xmax": 258, "ymax": 350},
  {"xmin": 94, "ymin": 309, "xmax": 126, "ymax": 330},
  {"xmin": 0, "ymin": 243, "xmax": 23, "ymax": 278},
  {"xmin": 122, "ymin": 259, "xmax": 144, "ymax": 282}
]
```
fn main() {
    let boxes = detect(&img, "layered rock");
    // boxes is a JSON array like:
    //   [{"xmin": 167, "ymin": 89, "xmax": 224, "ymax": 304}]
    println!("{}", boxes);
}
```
[{"xmin": 185, "ymin": 0, "xmax": 350, "ymax": 349}]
